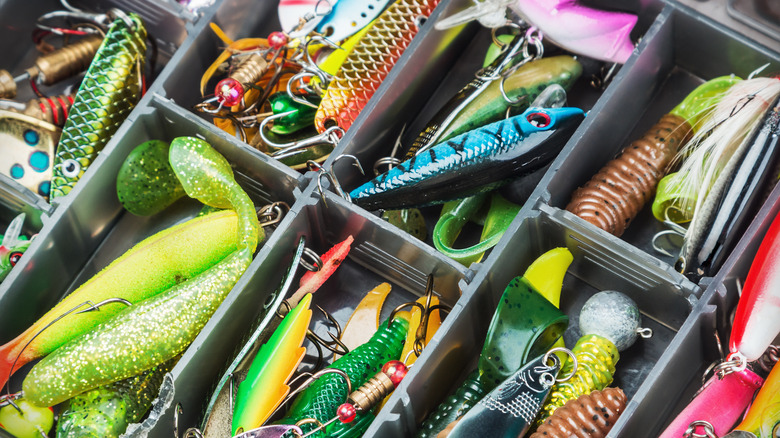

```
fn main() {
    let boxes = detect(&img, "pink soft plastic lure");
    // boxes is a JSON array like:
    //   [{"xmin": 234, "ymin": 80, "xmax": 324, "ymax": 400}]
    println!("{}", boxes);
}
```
[
  {"xmin": 730, "ymin": 210, "xmax": 780, "ymax": 361},
  {"xmin": 509, "ymin": 0, "xmax": 637, "ymax": 64}
]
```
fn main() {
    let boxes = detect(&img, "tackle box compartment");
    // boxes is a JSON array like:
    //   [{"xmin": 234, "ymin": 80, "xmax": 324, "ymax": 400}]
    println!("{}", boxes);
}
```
[
  {"xmin": 146, "ymin": 189, "xmax": 470, "ymax": 437},
  {"xmin": 526, "ymin": 4, "xmax": 780, "ymax": 283}
]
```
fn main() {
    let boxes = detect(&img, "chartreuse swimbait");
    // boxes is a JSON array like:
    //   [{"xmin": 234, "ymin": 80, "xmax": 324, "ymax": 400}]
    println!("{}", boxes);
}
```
[
  {"xmin": 417, "ymin": 249, "xmax": 571, "ymax": 438},
  {"xmin": 279, "ymin": 316, "xmax": 409, "ymax": 437},
  {"xmin": 56, "ymin": 359, "xmax": 175, "ymax": 438},
  {"xmin": 50, "ymin": 13, "xmax": 147, "ymax": 200},
  {"xmin": 350, "ymin": 106, "xmax": 585, "ymax": 210},
  {"xmin": 0, "ymin": 210, "xmax": 241, "ymax": 389},
  {"xmin": 22, "ymin": 137, "xmax": 260, "ymax": 407},
  {"xmin": 232, "ymin": 294, "xmax": 313, "ymax": 435}
]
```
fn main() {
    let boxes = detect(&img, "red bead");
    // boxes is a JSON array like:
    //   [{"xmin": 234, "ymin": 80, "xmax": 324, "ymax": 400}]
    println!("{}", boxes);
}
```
[
  {"xmin": 382, "ymin": 360, "xmax": 408, "ymax": 386},
  {"xmin": 268, "ymin": 31, "xmax": 288, "ymax": 49},
  {"xmin": 337, "ymin": 403, "xmax": 357, "ymax": 423},
  {"xmin": 215, "ymin": 78, "xmax": 244, "ymax": 107}
]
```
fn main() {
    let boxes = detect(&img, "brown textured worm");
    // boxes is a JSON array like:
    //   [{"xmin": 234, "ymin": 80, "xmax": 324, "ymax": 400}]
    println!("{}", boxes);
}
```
[
  {"xmin": 530, "ymin": 387, "xmax": 627, "ymax": 438},
  {"xmin": 566, "ymin": 114, "xmax": 692, "ymax": 236}
]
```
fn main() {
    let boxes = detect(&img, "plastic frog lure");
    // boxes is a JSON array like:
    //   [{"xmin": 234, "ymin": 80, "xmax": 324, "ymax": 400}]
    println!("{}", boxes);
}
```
[
  {"xmin": 22, "ymin": 137, "xmax": 260, "ymax": 407},
  {"xmin": 50, "ymin": 12, "xmax": 147, "ymax": 200},
  {"xmin": 0, "ymin": 213, "xmax": 30, "ymax": 283},
  {"xmin": 350, "ymin": 105, "xmax": 585, "ymax": 210}
]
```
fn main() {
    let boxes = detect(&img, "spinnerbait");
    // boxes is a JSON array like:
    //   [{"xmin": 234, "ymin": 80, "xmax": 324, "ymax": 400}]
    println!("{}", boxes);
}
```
[
  {"xmin": 350, "ymin": 106, "xmax": 585, "ymax": 210},
  {"xmin": 50, "ymin": 13, "xmax": 147, "ymax": 200}
]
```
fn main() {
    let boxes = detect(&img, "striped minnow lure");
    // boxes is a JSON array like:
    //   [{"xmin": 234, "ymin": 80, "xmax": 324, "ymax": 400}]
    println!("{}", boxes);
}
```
[
  {"xmin": 50, "ymin": 13, "xmax": 147, "ymax": 200},
  {"xmin": 349, "ymin": 106, "xmax": 585, "ymax": 210},
  {"xmin": 314, "ymin": 0, "xmax": 441, "ymax": 133}
]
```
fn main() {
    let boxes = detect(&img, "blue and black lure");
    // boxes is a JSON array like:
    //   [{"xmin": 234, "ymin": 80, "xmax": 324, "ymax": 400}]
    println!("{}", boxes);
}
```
[{"xmin": 349, "ymin": 106, "xmax": 585, "ymax": 210}]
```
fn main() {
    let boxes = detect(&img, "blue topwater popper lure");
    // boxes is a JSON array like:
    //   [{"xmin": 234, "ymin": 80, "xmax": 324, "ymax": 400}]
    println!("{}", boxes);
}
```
[{"xmin": 349, "ymin": 106, "xmax": 585, "ymax": 210}]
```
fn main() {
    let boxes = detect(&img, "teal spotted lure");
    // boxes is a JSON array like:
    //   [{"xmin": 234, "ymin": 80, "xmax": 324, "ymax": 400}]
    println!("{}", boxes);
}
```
[
  {"xmin": 349, "ymin": 106, "xmax": 585, "ymax": 210},
  {"xmin": 22, "ymin": 137, "xmax": 260, "ymax": 407},
  {"xmin": 50, "ymin": 13, "xmax": 147, "ymax": 200}
]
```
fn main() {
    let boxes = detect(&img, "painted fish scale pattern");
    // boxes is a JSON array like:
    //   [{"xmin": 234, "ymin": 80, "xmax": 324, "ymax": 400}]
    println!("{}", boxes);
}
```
[
  {"xmin": 351, "ymin": 118, "xmax": 524, "ymax": 199},
  {"xmin": 314, "ymin": 0, "xmax": 441, "ymax": 133},
  {"xmin": 538, "ymin": 335, "xmax": 619, "ymax": 425},
  {"xmin": 282, "ymin": 318, "xmax": 408, "ymax": 437},
  {"xmin": 51, "ymin": 14, "xmax": 147, "ymax": 199}
]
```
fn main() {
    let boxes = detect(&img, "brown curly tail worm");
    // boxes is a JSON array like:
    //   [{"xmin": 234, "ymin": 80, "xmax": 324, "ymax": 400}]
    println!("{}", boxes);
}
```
[
  {"xmin": 530, "ymin": 387, "xmax": 627, "ymax": 438},
  {"xmin": 566, "ymin": 114, "xmax": 693, "ymax": 236}
]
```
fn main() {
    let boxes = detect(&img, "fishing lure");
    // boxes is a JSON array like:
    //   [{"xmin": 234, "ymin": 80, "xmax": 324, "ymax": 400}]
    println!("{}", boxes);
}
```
[
  {"xmin": 50, "ymin": 13, "xmax": 147, "ymax": 200},
  {"xmin": 0, "ymin": 397, "xmax": 53, "ymax": 438},
  {"xmin": 22, "ymin": 137, "xmax": 260, "ymax": 407},
  {"xmin": 730, "ymin": 208, "xmax": 780, "ymax": 362},
  {"xmin": 0, "ymin": 110, "xmax": 59, "ymax": 198},
  {"xmin": 446, "ymin": 350, "xmax": 568, "ymax": 438},
  {"xmin": 0, "ymin": 210, "xmax": 242, "ymax": 389},
  {"xmin": 530, "ymin": 387, "xmax": 627, "ymax": 438},
  {"xmin": 56, "ymin": 359, "xmax": 175, "ymax": 437},
  {"xmin": 433, "ymin": 192, "xmax": 521, "ymax": 266},
  {"xmin": 351, "ymin": 106, "xmax": 585, "ymax": 210},
  {"xmin": 0, "ymin": 214, "xmax": 30, "ymax": 283},
  {"xmin": 406, "ymin": 55, "xmax": 583, "ymax": 158},
  {"xmin": 509, "ymin": 0, "xmax": 637, "ymax": 64},
  {"xmin": 315, "ymin": 0, "xmax": 395, "ymax": 42},
  {"xmin": 732, "ymin": 358, "xmax": 780, "ymax": 437},
  {"xmin": 288, "ymin": 235, "xmax": 355, "ymax": 307},
  {"xmin": 338, "ymin": 283, "xmax": 393, "ymax": 356},
  {"xmin": 278, "ymin": 316, "xmax": 409, "ymax": 437},
  {"xmin": 566, "ymin": 76, "xmax": 737, "ymax": 236},
  {"xmin": 0, "ymin": 95, "xmax": 74, "ymax": 127},
  {"xmin": 117, "ymin": 140, "xmax": 186, "ymax": 216},
  {"xmin": 381, "ymin": 208, "xmax": 427, "ymax": 240},
  {"xmin": 314, "ymin": 0, "xmax": 442, "ymax": 133},
  {"xmin": 417, "ymin": 260, "xmax": 570, "ymax": 438},
  {"xmin": 232, "ymin": 294, "xmax": 312, "ymax": 435},
  {"xmin": 676, "ymin": 94, "xmax": 780, "ymax": 279},
  {"xmin": 537, "ymin": 291, "xmax": 646, "ymax": 424},
  {"xmin": 658, "ymin": 367, "xmax": 764, "ymax": 438}
]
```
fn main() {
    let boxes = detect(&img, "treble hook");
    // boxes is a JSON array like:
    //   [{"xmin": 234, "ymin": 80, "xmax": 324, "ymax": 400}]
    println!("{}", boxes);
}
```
[
  {"xmin": 308, "ymin": 155, "xmax": 364, "ymax": 208},
  {"xmin": 388, "ymin": 275, "xmax": 451, "ymax": 357},
  {"xmin": 306, "ymin": 305, "xmax": 349, "ymax": 356},
  {"xmin": 261, "ymin": 117, "xmax": 344, "ymax": 160},
  {"xmin": 651, "ymin": 207, "xmax": 688, "ymax": 257}
]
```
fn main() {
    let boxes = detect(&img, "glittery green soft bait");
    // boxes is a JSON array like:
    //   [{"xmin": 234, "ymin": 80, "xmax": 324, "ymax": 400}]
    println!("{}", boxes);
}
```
[
  {"xmin": 23, "ymin": 137, "xmax": 260, "ymax": 407},
  {"xmin": 50, "ymin": 13, "xmax": 147, "ymax": 200},
  {"xmin": 56, "ymin": 359, "xmax": 175, "ymax": 437}
]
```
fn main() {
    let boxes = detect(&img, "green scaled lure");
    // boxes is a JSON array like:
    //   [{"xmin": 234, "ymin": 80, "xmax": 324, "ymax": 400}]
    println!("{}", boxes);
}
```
[
  {"xmin": 22, "ymin": 137, "xmax": 260, "ymax": 407},
  {"xmin": 279, "ymin": 317, "xmax": 409, "ymax": 437},
  {"xmin": 56, "ymin": 359, "xmax": 175, "ymax": 438},
  {"xmin": 50, "ymin": 13, "xmax": 147, "ymax": 200}
]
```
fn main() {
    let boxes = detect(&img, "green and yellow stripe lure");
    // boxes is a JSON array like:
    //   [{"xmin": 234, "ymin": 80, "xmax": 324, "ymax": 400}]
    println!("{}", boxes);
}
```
[{"xmin": 50, "ymin": 13, "xmax": 147, "ymax": 200}]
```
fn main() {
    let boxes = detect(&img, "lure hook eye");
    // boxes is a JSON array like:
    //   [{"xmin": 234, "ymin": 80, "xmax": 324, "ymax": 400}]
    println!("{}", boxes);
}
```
[{"xmin": 61, "ymin": 159, "xmax": 82, "ymax": 178}]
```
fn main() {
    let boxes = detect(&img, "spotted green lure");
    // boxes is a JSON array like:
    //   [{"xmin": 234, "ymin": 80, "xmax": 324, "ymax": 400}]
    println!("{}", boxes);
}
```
[
  {"xmin": 278, "ymin": 316, "xmax": 409, "ymax": 437},
  {"xmin": 50, "ymin": 13, "xmax": 147, "ymax": 200},
  {"xmin": 56, "ymin": 359, "xmax": 175, "ymax": 437},
  {"xmin": 22, "ymin": 137, "xmax": 260, "ymax": 407}
]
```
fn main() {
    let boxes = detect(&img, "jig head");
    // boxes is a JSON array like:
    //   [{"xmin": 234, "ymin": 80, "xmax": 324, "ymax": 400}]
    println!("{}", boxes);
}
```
[{"xmin": 509, "ymin": 0, "xmax": 637, "ymax": 64}]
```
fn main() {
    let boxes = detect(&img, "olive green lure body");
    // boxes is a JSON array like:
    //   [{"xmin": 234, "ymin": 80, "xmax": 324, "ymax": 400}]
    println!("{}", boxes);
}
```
[
  {"xmin": 280, "ymin": 317, "xmax": 409, "ymax": 437},
  {"xmin": 51, "ymin": 14, "xmax": 147, "ymax": 200},
  {"xmin": 415, "ymin": 370, "xmax": 487, "ymax": 438},
  {"xmin": 56, "ymin": 360, "xmax": 175, "ymax": 437}
]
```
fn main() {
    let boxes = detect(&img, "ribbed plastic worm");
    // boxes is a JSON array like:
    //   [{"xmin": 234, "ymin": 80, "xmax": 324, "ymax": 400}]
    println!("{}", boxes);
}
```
[{"xmin": 530, "ymin": 387, "xmax": 627, "ymax": 438}]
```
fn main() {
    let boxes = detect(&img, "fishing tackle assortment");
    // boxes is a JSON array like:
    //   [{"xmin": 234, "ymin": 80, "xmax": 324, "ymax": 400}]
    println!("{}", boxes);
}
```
[{"xmin": 3, "ymin": 0, "xmax": 780, "ymax": 437}]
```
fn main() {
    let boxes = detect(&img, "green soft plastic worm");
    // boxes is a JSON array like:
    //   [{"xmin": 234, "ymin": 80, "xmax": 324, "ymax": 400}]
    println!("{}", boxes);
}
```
[
  {"xmin": 56, "ymin": 359, "xmax": 175, "ymax": 437},
  {"xmin": 279, "ymin": 317, "xmax": 409, "ymax": 437},
  {"xmin": 415, "ymin": 370, "xmax": 487, "ymax": 438},
  {"xmin": 22, "ymin": 137, "xmax": 260, "ymax": 407},
  {"xmin": 51, "ymin": 13, "xmax": 147, "ymax": 200}
]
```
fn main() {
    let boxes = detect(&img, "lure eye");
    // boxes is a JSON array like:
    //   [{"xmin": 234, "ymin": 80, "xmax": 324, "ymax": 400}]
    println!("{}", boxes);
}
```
[
  {"xmin": 526, "ymin": 112, "xmax": 552, "ymax": 128},
  {"xmin": 61, "ymin": 159, "xmax": 82, "ymax": 178},
  {"xmin": 9, "ymin": 252, "xmax": 22, "ymax": 266}
]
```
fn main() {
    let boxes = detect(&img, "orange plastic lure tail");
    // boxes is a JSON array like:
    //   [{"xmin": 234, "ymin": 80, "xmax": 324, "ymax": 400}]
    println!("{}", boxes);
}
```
[
  {"xmin": 314, "ymin": 0, "xmax": 442, "ymax": 133},
  {"xmin": 287, "ymin": 235, "xmax": 354, "ymax": 307}
]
